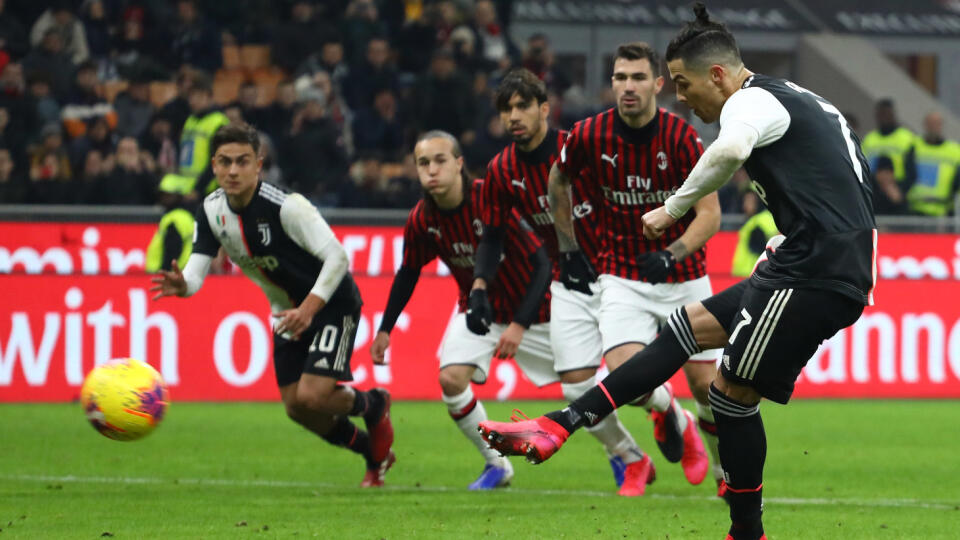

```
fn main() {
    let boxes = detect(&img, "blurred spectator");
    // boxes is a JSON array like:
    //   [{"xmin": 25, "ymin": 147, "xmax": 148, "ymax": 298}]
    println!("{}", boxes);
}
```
[
  {"xmin": 168, "ymin": 0, "xmax": 221, "ymax": 72},
  {"xmin": 861, "ymin": 98, "xmax": 915, "ymax": 201},
  {"xmin": 272, "ymin": 0, "xmax": 337, "ymax": 74},
  {"xmin": 905, "ymin": 111, "xmax": 960, "ymax": 217},
  {"xmin": 384, "ymin": 152, "xmax": 423, "ymax": 208},
  {"xmin": 352, "ymin": 88, "xmax": 404, "ymax": 161},
  {"xmin": 464, "ymin": 112, "xmax": 509, "ymax": 177},
  {"xmin": 27, "ymin": 122, "xmax": 72, "ymax": 203},
  {"xmin": 343, "ymin": 37, "xmax": 399, "ymax": 110},
  {"xmin": 160, "ymin": 67, "xmax": 196, "ymax": 143},
  {"xmin": 339, "ymin": 150, "xmax": 388, "ymax": 207},
  {"xmin": 68, "ymin": 115, "xmax": 114, "ymax": 174},
  {"xmin": 0, "ymin": 62, "xmax": 32, "ymax": 156},
  {"xmin": 223, "ymin": 101, "xmax": 243, "ymax": 125},
  {"xmin": 27, "ymin": 72, "xmax": 61, "ymax": 130},
  {"xmin": 412, "ymin": 48, "xmax": 475, "ymax": 143},
  {"xmin": 114, "ymin": 4, "xmax": 168, "ymax": 81},
  {"xmin": 234, "ymin": 82, "xmax": 267, "ymax": 130},
  {"xmin": 140, "ymin": 114, "xmax": 177, "ymax": 173},
  {"xmin": 22, "ymin": 29, "xmax": 74, "ymax": 99},
  {"xmin": 261, "ymin": 78, "xmax": 297, "ymax": 143},
  {"xmin": 178, "ymin": 72, "xmax": 229, "ymax": 197},
  {"xmin": 75, "ymin": 147, "xmax": 109, "ymax": 203},
  {"xmin": 80, "ymin": 0, "xmax": 111, "ymax": 61},
  {"xmin": 395, "ymin": 3, "xmax": 442, "ymax": 74},
  {"xmin": 0, "ymin": 146, "xmax": 25, "ymax": 202},
  {"xmin": 258, "ymin": 132, "xmax": 283, "ymax": 186},
  {"xmin": 281, "ymin": 89, "xmax": 348, "ymax": 204},
  {"xmin": 101, "ymin": 136, "xmax": 156, "ymax": 204},
  {"xmin": 872, "ymin": 156, "xmax": 908, "ymax": 215},
  {"xmin": 145, "ymin": 173, "xmax": 196, "ymax": 273},
  {"xmin": 342, "ymin": 0, "xmax": 389, "ymax": 67},
  {"xmin": 456, "ymin": 0, "xmax": 517, "ymax": 74},
  {"xmin": 61, "ymin": 60, "xmax": 117, "ymax": 139},
  {"xmin": 29, "ymin": 1, "xmax": 90, "ymax": 65},
  {"xmin": 297, "ymin": 39, "xmax": 349, "ymax": 90},
  {"xmin": 522, "ymin": 34, "xmax": 570, "ymax": 96},
  {"xmin": 114, "ymin": 77, "xmax": 154, "ymax": 138},
  {"xmin": 730, "ymin": 191, "xmax": 778, "ymax": 277},
  {"xmin": 0, "ymin": 0, "xmax": 29, "ymax": 60},
  {"xmin": 308, "ymin": 69, "xmax": 353, "ymax": 153}
]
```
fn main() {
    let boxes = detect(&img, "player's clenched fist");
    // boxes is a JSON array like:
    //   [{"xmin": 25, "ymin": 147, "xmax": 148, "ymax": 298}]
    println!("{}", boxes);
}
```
[{"xmin": 641, "ymin": 206, "xmax": 677, "ymax": 240}]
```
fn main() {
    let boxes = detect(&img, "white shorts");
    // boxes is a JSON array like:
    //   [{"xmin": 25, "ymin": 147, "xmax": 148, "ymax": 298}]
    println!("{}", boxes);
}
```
[
  {"xmin": 438, "ymin": 313, "xmax": 558, "ymax": 387},
  {"xmin": 598, "ymin": 274, "xmax": 718, "ymax": 363},
  {"xmin": 549, "ymin": 280, "xmax": 604, "ymax": 373}
]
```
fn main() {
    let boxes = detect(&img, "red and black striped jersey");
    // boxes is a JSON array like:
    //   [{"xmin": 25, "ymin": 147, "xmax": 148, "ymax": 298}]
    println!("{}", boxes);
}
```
[
  {"xmin": 558, "ymin": 108, "xmax": 707, "ymax": 282},
  {"xmin": 400, "ymin": 179, "xmax": 550, "ymax": 324},
  {"xmin": 481, "ymin": 128, "xmax": 603, "ymax": 278}
]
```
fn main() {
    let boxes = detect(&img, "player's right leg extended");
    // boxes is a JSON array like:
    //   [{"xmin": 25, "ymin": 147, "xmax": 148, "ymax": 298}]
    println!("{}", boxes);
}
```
[{"xmin": 480, "ymin": 299, "xmax": 731, "ymax": 463}]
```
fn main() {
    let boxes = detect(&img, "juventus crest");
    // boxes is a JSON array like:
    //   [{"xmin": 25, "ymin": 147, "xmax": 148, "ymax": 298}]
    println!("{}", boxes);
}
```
[{"xmin": 258, "ymin": 222, "xmax": 272, "ymax": 246}]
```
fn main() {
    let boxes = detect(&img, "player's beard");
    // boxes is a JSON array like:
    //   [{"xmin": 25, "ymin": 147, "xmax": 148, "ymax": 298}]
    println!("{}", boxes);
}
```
[{"xmin": 511, "ymin": 121, "xmax": 540, "ymax": 146}]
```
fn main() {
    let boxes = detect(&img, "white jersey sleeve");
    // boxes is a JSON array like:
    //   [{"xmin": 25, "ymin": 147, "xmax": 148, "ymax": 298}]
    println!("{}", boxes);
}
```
[
  {"xmin": 719, "ymin": 86, "xmax": 791, "ymax": 148},
  {"xmin": 279, "ymin": 193, "xmax": 349, "ymax": 303},
  {"xmin": 664, "ymin": 86, "xmax": 792, "ymax": 219}
]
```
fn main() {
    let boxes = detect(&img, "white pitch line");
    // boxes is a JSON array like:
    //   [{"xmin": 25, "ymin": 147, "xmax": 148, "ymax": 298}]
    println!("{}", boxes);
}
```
[{"xmin": 3, "ymin": 474, "xmax": 957, "ymax": 511}]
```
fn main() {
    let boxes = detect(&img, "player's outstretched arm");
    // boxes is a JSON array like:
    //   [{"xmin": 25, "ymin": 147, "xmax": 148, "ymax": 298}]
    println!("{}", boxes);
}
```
[
  {"xmin": 372, "ymin": 265, "xmax": 422, "ymax": 364},
  {"xmin": 667, "ymin": 192, "xmax": 722, "ymax": 260},
  {"xmin": 149, "ymin": 254, "xmax": 212, "ymax": 300}
]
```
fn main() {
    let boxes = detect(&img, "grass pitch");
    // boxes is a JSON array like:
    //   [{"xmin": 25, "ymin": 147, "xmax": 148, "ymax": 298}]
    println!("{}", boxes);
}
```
[{"xmin": 1, "ymin": 400, "xmax": 958, "ymax": 539}]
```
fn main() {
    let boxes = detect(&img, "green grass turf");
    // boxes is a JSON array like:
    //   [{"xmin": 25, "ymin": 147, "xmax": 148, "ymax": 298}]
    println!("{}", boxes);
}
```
[{"xmin": 1, "ymin": 400, "xmax": 958, "ymax": 539}]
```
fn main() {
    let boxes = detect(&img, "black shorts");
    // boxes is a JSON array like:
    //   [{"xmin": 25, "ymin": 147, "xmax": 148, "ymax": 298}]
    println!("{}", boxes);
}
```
[
  {"xmin": 702, "ymin": 279, "xmax": 863, "ymax": 404},
  {"xmin": 273, "ymin": 306, "xmax": 361, "ymax": 387}
]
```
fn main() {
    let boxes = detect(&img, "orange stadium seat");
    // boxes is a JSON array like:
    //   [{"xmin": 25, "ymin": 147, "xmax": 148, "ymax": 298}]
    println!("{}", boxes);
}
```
[
  {"xmin": 240, "ymin": 45, "xmax": 271, "ymax": 71},
  {"xmin": 222, "ymin": 45, "xmax": 241, "ymax": 70}
]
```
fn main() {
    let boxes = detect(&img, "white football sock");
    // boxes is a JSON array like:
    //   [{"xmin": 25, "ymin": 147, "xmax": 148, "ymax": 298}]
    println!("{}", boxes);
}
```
[
  {"xmin": 640, "ymin": 385, "xmax": 672, "ymax": 412},
  {"xmin": 696, "ymin": 400, "xmax": 723, "ymax": 481},
  {"xmin": 443, "ymin": 387, "xmax": 502, "ymax": 466},
  {"xmin": 564, "ymin": 378, "xmax": 644, "ymax": 464}
]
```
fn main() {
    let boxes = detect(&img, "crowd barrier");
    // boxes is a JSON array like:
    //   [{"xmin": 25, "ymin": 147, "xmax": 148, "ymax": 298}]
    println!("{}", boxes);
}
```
[{"xmin": 2, "ymin": 222, "xmax": 959, "ymax": 401}]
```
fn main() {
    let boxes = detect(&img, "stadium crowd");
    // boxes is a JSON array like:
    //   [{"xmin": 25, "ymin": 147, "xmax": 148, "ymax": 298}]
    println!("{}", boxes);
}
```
[{"xmin": 0, "ymin": 0, "xmax": 955, "ymax": 217}]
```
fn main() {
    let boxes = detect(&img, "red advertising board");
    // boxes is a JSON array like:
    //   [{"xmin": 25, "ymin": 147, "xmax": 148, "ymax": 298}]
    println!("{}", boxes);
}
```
[
  {"xmin": 2, "ymin": 273, "xmax": 959, "ymax": 402},
  {"xmin": 3, "ymin": 222, "xmax": 960, "ymax": 280}
]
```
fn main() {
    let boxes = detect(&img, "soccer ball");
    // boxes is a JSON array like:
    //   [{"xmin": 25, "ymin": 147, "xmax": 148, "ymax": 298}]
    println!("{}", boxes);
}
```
[{"xmin": 80, "ymin": 358, "xmax": 169, "ymax": 441}]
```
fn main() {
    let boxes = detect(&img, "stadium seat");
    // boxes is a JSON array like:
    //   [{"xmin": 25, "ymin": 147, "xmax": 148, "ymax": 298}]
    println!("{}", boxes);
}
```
[
  {"xmin": 149, "ymin": 81, "xmax": 178, "ymax": 108},
  {"xmin": 240, "ymin": 45, "xmax": 271, "ymax": 71},
  {"xmin": 213, "ymin": 77, "xmax": 242, "ymax": 105},
  {"xmin": 222, "ymin": 45, "xmax": 241, "ymax": 70},
  {"xmin": 251, "ymin": 67, "xmax": 285, "ymax": 105}
]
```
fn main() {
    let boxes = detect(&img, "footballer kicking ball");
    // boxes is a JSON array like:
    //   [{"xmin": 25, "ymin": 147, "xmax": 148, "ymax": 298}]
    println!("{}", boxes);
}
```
[{"xmin": 80, "ymin": 358, "xmax": 169, "ymax": 441}]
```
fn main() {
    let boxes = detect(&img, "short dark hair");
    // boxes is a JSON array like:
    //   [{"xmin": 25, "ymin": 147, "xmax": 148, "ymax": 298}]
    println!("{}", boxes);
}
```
[
  {"xmin": 190, "ymin": 71, "xmax": 213, "ymax": 94},
  {"xmin": 494, "ymin": 68, "xmax": 547, "ymax": 112},
  {"xmin": 614, "ymin": 42, "xmax": 661, "ymax": 74},
  {"xmin": 665, "ymin": 3, "xmax": 741, "ymax": 70},
  {"xmin": 210, "ymin": 123, "xmax": 260, "ymax": 157}
]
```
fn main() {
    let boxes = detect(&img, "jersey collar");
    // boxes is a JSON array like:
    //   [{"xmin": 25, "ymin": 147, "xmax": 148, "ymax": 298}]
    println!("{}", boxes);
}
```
[
  {"xmin": 516, "ymin": 128, "xmax": 558, "ymax": 165},
  {"xmin": 613, "ymin": 108, "xmax": 660, "ymax": 146}
]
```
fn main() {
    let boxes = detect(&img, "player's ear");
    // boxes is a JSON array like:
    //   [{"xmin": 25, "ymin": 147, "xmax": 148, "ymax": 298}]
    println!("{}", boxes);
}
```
[
  {"xmin": 540, "ymin": 99, "xmax": 550, "ymax": 117},
  {"xmin": 257, "ymin": 156, "xmax": 264, "ymax": 172},
  {"xmin": 654, "ymin": 75, "xmax": 664, "ymax": 94},
  {"xmin": 709, "ymin": 64, "xmax": 725, "ymax": 86}
]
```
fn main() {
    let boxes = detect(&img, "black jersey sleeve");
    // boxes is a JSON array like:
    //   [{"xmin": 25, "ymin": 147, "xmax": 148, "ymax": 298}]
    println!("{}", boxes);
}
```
[
  {"xmin": 192, "ymin": 204, "xmax": 219, "ymax": 257},
  {"xmin": 512, "ymin": 246, "xmax": 551, "ymax": 328},
  {"xmin": 379, "ymin": 265, "xmax": 421, "ymax": 333}
]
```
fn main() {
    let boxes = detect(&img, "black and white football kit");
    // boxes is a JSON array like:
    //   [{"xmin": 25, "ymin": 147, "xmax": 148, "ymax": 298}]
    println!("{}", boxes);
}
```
[
  {"xmin": 186, "ymin": 181, "xmax": 363, "ymax": 386},
  {"xmin": 688, "ymin": 75, "xmax": 877, "ymax": 403}
]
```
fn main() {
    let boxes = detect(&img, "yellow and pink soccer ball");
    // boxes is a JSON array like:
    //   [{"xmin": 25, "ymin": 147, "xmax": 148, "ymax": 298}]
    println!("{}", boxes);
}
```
[{"xmin": 80, "ymin": 358, "xmax": 169, "ymax": 441}]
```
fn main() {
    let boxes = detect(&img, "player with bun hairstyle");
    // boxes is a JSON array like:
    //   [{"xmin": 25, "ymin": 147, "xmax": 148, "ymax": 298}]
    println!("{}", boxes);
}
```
[{"xmin": 479, "ymin": 4, "xmax": 876, "ymax": 539}]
